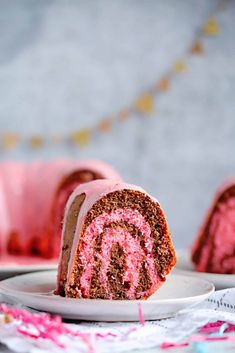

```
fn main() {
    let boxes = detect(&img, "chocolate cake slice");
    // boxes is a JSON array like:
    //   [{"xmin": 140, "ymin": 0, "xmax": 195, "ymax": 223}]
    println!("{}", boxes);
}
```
[
  {"xmin": 56, "ymin": 180, "xmax": 176, "ymax": 300},
  {"xmin": 192, "ymin": 180, "xmax": 235, "ymax": 274}
]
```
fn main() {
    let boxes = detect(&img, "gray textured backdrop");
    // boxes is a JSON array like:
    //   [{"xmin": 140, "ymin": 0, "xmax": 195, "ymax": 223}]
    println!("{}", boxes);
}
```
[{"xmin": 0, "ymin": 0, "xmax": 234, "ymax": 248}]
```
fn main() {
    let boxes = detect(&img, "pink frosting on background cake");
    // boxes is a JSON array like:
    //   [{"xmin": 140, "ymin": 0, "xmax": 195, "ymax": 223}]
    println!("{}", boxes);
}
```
[
  {"xmin": 191, "ymin": 179, "xmax": 235, "ymax": 274},
  {"xmin": 0, "ymin": 160, "xmax": 122, "ymax": 260}
]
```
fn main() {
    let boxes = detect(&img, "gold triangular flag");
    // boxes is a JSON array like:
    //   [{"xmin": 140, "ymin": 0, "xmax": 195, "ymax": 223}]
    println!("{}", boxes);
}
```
[
  {"xmin": 2, "ymin": 133, "xmax": 19, "ymax": 150},
  {"xmin": 135, "ymin": 94, "xmax": 154, "ymax": 114},
  {"xmin": 98, "ymin": 118, "xmax": 112, "ymax": 133},
  {"xmin": 29, "ymin": 136, "xmax": 44, "ymax": 149},
  {"xmin": 173, "ymin": 60, "xmax": 187, "ymax": 73},
  {"xmin": 71, "ymin": 129, "xmax": 91, "ymax": 147},
  {"xmin": 190, "ymin": 40, "xmax": 204, "ymax": 54},
  {"xmin": 157, "ymin": 78, "xmax": 171, "ymax": 92},
  {"xmin": 118, "ymin": 109, "xmax": 130, "ymax": 122},
  {"xmin": 202, "ymin": 18, "xmax": 220, "ymax": 36}
]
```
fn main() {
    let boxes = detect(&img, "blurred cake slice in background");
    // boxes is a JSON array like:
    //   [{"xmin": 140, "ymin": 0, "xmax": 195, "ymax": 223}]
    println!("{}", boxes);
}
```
[
  {"xmin": 0, "ymin": 160, "xmax": 122, "ymax": 260},
  {"xmin": 192, "ymin": 180, "xmax": 235, "ymax": 274}
]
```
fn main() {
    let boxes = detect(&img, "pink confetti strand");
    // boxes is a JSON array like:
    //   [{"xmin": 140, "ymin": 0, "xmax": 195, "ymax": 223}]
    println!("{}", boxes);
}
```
[
  {"xmin": 0, "ymin": 304, "xmax": 95, "ymax": 351},
  {"xmin": 79, "ymin": 334, "xmax": 95, "ymax": 353},
  {"xmin": 121, "ymin": 326, "xmax": 138, "ymax": 341},
  {"xmin": 199, "ymin": 321, "xmax": 235, "ymax": 333},
  {"xmin": 160, "ymin": 342, "xmax": 189, "ymax": 349},
  {"xmin": 17, "ymin": 328, "xmax": 65, "ymax": 348},
  {"xmin": 160, "ymin": 321, "xmax": 235, "ymax": 350},
  {"xmin": 95, "ymin": 332, "xmax": 118, "ymax": 339},
  {"xmin": 138, "ymin": 303, "xmax": 145, "ymax": 326},
  {"xmin": 190, "ymin": 334, "xmax": 227, "ymax": 342}
]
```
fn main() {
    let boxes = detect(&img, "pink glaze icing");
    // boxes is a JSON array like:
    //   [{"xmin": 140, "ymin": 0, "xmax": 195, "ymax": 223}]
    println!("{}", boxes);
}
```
[
  {"xmin": 60, "ymin": 179, "xmax": 168, "ymax": 298},
  {"xmin": 0, "ymin": 160, "xmax": 121, "ymax": 258},
  {"xmin": 0, "ymin": 178, "xmax": 10, "ymax": 254},
  {"xmin": 192, "ymin": 179, "xmax": 235, "ymax": 273},
  {"xmin": 0, "ymin": 162, "xmax": 28, "ymax": 253},
  {"xmin": 44, "ymin": 160, "xmax": 122, "ymax": 257},
  {"xmin": 211, "ymin": 199, "xmax": 235, "ymax": 272},
  {"xmin": 0, "ymin": 255, "xmax": 57, "ymax": 266}
]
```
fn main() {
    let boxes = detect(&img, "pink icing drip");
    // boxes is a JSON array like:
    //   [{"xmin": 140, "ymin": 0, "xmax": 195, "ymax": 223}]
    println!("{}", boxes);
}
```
[{"xmin": 79, "ymin": 208, "xmax": 158, "ymax": 298}]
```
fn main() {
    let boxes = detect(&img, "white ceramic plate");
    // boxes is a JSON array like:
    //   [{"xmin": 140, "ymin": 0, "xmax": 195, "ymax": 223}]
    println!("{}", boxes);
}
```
[
  {"xmin": 0, "ymin": 271, "xmax": 214, "ymax": 321},
  {"xmin": 174, "ymin": 251, "xmax": 235, "ymax": 289},
  {"xmin": 0, "ymin": 256, "xmax": 57, "ymax": 280}
]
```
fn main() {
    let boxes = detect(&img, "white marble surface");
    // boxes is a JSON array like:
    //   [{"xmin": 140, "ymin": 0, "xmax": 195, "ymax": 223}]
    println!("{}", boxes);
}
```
[{"xmin": 0, "ymin": 0, "xmax": 234, "ymax": 249}]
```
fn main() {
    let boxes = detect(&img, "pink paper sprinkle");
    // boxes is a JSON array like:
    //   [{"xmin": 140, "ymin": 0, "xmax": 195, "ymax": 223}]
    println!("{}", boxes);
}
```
[
  {"xmin": 190, "ymin": 334, "xmax": 228, "ymax": 342},
  {"xmin": 17, "ymin": 327, "xmax": 65, "ymax": 348},
  {"xmin": 138, "ymin": 303, "xmax": 145, "ymax": 326},
  {"xmin": 78, "ymin": 334, "xmax": 95, "ymax": 353},
  {"xmin": 199, "ymin": 321, "xmax": 235, "ymax": 333},
  {"xmin": 160, "ymin": 320, "xmax": 235, "ymax": 350},
  {"xmin": 160, "ymin": 341, "xmax": 189, "ymax": 349},
  {"xmin": 95, "ymin": 332, "xmax": 118, "ymax": 339},
  {"xmin": 121, "ymin": 326, "xmax": 138, "ymax": 341},
  {"xmin": 206, "ymin": 336, "xmax": 228, "ymax": 341},
  {"xmin": 0, "ymin": 304, "xmax": 95, "ymax": 352}
]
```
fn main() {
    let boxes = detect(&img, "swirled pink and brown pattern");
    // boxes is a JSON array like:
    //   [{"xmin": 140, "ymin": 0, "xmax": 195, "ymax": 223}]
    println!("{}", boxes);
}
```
[{"xmin": 56, "ymin": 180, "xmax": 176, "ymax": 300}]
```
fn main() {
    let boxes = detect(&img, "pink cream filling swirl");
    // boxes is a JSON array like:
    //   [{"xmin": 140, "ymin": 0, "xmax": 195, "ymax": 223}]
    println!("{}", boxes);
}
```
[{"xmin": 79, "ymin": 208, "xmax": 159, "ymax": 298}]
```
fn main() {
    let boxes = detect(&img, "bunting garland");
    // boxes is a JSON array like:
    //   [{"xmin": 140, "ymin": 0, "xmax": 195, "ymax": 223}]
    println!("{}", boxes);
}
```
[
  {"xmin": 118, "ymin": 109, "xmax": 130, "ymax": 122},
  {"xmin": 173, "ymin": 60, "xmax": 187, "ymax": 74},
  {"xmin": 98, "ymin": 119, "xmax": 113, "ymax": 133},
  {"xmin": 2, "ymin": 133, "xmax": 19, "ymax": 151},
  {"xmin": 156, "ymin": 79, "xmax": 171, "ymax": 92},
  {"xmin": 71, "ymin": 129, "xmax": 91, "ymax": 148},
  {"xmin": 134, "ymin": 94, "xmax": 154, "ymax": 115},
  {"xmin": 202, "ymin": 18, "xmax": 220, "ymax": 35},
  {"xmin": 0, "ymin": 0, "xmax": 226, "ymax": 152},
  {"xmin": 29, "ymin": 136, "xmax": 44, "ymax": 149},
  {"xmin": 190, "ymin": 40, "xmax": 204, "ymax": 55}
]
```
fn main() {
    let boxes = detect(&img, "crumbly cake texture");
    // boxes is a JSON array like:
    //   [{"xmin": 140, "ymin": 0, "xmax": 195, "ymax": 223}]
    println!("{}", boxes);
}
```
[
  {"xmin": 192, "ymin": 180, "xmax": 235, "ymax": 274},
  {"xmin": 56, "ymin": 180, "xmax": 176, "ymax": 300},
  {"xmin": 0, "ymin": 160, "xmax": 122, "ymax": 259}
]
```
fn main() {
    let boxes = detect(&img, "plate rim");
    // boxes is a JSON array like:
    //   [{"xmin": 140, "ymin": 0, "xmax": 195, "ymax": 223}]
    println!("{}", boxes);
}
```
[
  {"xmin": 175, "ymin": 250, "xmax": 235, "ymax": 279},
  {"xmin": 0, "ymin": 270, "xmax": 215, "ymax": 305},
  {"xmin": 0, "ymin": 263, "xmax": 57, "ymax": 273}
]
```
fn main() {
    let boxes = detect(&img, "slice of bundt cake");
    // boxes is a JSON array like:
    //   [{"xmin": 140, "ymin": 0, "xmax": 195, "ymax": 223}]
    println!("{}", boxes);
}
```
[
  {"xmin": 192, "ymin": 180, "xmax": 235, "ymax": 274},
  {"xmin": 56, "ymin": 180, "xmax": 176, "ymax": 300}
]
